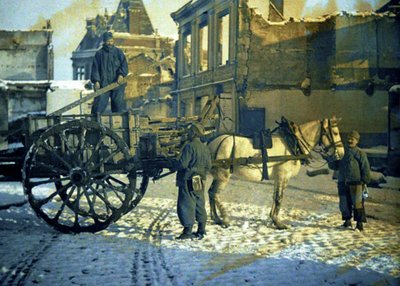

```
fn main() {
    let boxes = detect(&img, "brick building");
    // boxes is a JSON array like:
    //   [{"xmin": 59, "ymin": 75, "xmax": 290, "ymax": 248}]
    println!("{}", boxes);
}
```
[
  {"xmin": 171, "ymin": 0, "xmax": 400, "ymax": 147},
  {"xmin": 71, "ymin": 0, "xmax": 174, "ymax": 106}
]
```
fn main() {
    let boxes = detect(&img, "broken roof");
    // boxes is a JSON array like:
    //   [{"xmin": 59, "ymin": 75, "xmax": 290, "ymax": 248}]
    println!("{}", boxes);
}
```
[
  {"xmin": 257, "ymin": 10, "xmax": 396, "ymax": 26},
  {"xmin": 0, "ymin": 80, "xmax": 51, "ymax": 92}
]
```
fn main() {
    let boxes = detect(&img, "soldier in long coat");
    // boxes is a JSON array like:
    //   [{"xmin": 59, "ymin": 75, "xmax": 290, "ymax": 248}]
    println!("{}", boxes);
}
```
[
  {"xmin": 90, "ymin": 31, "xmax": 128, "ymax": 114},
  {"xmin": 173, "ymin": 122, "xmax": 212, "ymax": 240}
]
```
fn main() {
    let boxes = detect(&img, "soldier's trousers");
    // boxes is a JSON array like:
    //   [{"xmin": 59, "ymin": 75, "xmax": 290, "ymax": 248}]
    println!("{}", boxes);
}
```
[
  {"xmin": 177, "ymin": 180, "xmax": 207, "ymax": 228},
  {"xmin": 338, "ymin": 182, "xmax": 366, "ymax": 222},
  {"xmin": 91, "ymin": 87, "xmax": 126, "ymax": 114}
]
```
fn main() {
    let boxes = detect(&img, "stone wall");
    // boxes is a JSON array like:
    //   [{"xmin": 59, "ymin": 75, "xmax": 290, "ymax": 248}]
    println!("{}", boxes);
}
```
[
  {"xmin": 242, "ymin": 13, "xmax": 400, "ymax": 90},
  {"xmin": 2, "ymin": 88, "xmax": 47, "ymax": 122},
  {"xmin": 246, "ymin": 89, "xmax": 388, "ymax": 146}
]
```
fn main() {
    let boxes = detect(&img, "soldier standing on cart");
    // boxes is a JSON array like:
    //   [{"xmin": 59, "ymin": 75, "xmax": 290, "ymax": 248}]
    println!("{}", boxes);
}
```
[
  {"xmin": 90, "ymin": 31, "xmax": 128, "ymax": 114},
  {"xmin": 171, "ymin": 122, "xmax": 212, "ymax": 240}
]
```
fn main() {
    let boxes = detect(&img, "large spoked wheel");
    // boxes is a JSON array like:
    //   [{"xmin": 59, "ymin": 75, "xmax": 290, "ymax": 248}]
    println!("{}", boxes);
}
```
[
  {"xmin": 123, "ymin": 168, "xmax": 149, "ymax": 215},
  {"xmin": 22, "ymin": 119, "xmax": 146, "ymax": 233}
]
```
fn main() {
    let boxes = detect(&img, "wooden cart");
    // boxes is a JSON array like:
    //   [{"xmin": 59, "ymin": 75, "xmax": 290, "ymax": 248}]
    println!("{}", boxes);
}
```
[{"xmin": 0, "ymin": 79, "xmax": 219, "ymax": 233}]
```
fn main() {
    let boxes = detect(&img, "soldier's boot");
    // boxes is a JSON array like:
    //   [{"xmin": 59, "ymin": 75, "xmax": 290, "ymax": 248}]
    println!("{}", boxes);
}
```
[
  {"xmin": 176, "ymin": 226, "xmax": 194, "ymax": 240},
  {"xmin": 356, "ymin": 221, "xmax": 364, "ymax": 231},
  {"xmin": 193, "ymin": 222, "xmax": 206, "ymax": 240},
  {"xmin": 342, "ymin": 219, "xmax": 352, "ymax": 228}
]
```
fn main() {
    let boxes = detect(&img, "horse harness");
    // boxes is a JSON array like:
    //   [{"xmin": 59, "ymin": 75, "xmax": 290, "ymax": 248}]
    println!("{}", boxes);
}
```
[
  {"xmin": 279, "ymin": 117, "xmax": 343, "ymax": 163},
  {"xmin": 212, "ymin": 117, "xmax": 340, "ymax": 181}
]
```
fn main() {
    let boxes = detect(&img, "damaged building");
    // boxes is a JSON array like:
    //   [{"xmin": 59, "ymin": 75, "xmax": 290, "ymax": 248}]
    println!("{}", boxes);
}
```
[
  {"xmin": 71, "ymin": 0, "xmax": 175, "ymax": 108},
  {"xmin": 171, "ymin": 0, "xmax": 400, "ymax": 150},
  {"xmin": 0, "ymin": 28, "xmax": 53, "ymax": 81},
  {"xmin": 0, "ymin": 28, "xmax": 54, "ymax": 150}
]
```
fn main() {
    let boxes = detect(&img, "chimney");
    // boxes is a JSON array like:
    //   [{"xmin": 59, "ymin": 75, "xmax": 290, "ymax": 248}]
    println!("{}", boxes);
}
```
[
  {"xmin": 86, "ymin": 19, "xmax": 94, "ymax": 28},
  {"xmin": 104, "ymin": 8, "xmax": 109, "ymax": 21},
  {"xmin": 128, "ymin": 7, "xmax": 141, "ymax": 34},
  {"xmin": 86, "ymin": 19, "xmax": 96, "ymax": 37}
]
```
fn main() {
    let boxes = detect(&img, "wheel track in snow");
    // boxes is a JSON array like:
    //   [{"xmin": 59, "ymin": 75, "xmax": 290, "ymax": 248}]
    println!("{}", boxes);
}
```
[
  {"xmin": 0, "ymin": 234, "xmax": 59, "ymax": 286},
  {"xmin": 130, "ymin": 207, "xmax": 178, "ymax": 286}
]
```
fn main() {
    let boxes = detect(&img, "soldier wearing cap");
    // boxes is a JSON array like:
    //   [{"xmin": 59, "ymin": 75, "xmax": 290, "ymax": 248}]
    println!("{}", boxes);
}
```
[
  {"xmin": 334, "ymin": 130, "xmax": 370, "ymax": 231},
  {"xmin": 90, "ymin": 31, "xmax": 128, "ymax": 114},
  {"xmin": 172, "ymin": 122, "xmax": 212, "ymax": 240}
]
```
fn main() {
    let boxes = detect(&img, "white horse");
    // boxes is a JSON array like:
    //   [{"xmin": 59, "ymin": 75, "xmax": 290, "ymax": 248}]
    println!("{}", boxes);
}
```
[{"xmin": 207, "ymin": 116, "xmax": 344, "ymax": 229}]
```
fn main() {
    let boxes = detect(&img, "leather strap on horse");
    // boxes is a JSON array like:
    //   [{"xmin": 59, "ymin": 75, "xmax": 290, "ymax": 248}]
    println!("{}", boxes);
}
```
[
  {"xmin": 213, "ymin": 135, "xmax": 235, "ymax": 173},
  {"xmin": 230, "ymin": 135, "xmax": 236, "ymax": 173},
  {"xmin": 277, "ymin": 117, "xmax": 299, "ymax": 155},
  {"xmin": 260, "ymin": 132, "xmax": 269, "ymax": 180},
  {"xmin": 278, "ymin": 117, "xmax": 310, "ymax": 163}
]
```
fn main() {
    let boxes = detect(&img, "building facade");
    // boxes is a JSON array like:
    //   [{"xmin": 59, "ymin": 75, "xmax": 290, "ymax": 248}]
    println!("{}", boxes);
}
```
[{"xmin": 171, "ymin": 0, "xmax": 400, "ymax": 146}]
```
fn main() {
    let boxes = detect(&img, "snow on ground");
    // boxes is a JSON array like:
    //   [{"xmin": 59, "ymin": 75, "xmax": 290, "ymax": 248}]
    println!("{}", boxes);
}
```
[{"xmin": 0, "ymin": 167, "xmax": 399, "ymax": 285}]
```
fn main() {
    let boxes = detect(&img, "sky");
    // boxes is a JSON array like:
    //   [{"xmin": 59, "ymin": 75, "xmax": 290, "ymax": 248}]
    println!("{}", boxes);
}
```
[{"xmin": 0, "ymin": 0, "xmax": 387, "ymax": 80}]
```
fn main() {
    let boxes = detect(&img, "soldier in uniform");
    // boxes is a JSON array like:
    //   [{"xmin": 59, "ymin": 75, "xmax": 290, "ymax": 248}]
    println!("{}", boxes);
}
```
[
  {"xmin": 172, "ymin": 122, "xmax": 212, "ymax": 240},
  {"xmin": 90, "ymin": 31, "xmax": 128, "ymax": 114},
  {"xmin": 332, "ymin": 130, "xmax": 370, "ymax": 231}
]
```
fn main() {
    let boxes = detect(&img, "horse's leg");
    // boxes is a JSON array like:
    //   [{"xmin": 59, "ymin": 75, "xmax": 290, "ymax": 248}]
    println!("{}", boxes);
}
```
[
  {"xmin": 270, "ymin": 176, "xmax": 288, "ymax": 229},
  {"xmin": 208, "ymin": 172, "xmax": 231, "ymax": 228},
  {"xmin": 208, "ymin": 179, "xmax": 219, "ymax": 222}
]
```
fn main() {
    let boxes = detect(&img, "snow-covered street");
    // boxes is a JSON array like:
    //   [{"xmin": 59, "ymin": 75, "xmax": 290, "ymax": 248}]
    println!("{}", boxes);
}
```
[{"xmin": 0, "ymin": 168, "xmax": 399, "ymax": 286}]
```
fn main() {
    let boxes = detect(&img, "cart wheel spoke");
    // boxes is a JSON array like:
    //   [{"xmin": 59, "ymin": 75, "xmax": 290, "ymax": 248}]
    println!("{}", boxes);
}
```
[
  {"xmin": 88, "ymin": 184, "xmax": 116, "ymax": 213},
  {"xmin": 87, "ymin": 184, "xmax": 110, "ymax": 220},
  {"xmin": 101, "ymin": 178, "xmax": 125, "ymax": 203},
  {"xmin": 59, "ymin": 131, "xmax": 80, "ymax": 167},
  {"xmin": 28, "ymin": 176, "xmax": 69, "ymax": 188},
  {"xmin": 107, "ymin": 175, "xmax": 128, "ymax": 187},
  {"xmin": 84, "ymin": 133, "xmax": 105, "ymax": 168},
  {"xmin": 34, "ymin": 162, "xmax": 69, "ymax": 176},
  {"xmin": 88, "ymin": 147, "xmax": 123, "ymax": 172},
  {"xmin": 73, "ymin": 187, "xmax": 81, "ymax": 226},
  {"xmin": 39, "ymin": 140, "xmax": 72, "ymax": 170},
  {"xmin": 36, "ymin": 181, "xmax": 73, "ymax": 207},
  {"xmin": 77, "ymin": 127, "xmax": 86, "ymax": 162},
  {"xmin": 53, "ymin": 186, "xmax": 76, "ymax": 222},
  {"xmin": 82, "ymin": 187, "xmax": 97, "ymax": 219}
]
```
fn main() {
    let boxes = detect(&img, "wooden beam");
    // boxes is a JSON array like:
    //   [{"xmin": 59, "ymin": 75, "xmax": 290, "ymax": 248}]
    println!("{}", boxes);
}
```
[{"xmin": 49, "ymin": 74, "xmax": 133, "ymax": 116}]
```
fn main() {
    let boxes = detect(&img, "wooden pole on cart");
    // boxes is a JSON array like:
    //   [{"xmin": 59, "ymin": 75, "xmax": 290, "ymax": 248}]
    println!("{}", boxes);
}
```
[{"xmin": 48, "ymin": 73, "xmax": 133, "ymax": 116}]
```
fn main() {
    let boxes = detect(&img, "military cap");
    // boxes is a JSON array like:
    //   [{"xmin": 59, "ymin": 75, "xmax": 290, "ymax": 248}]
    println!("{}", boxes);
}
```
[
  {"xmin": 348, "ymin": 130, "xmax": 360, "ymax": 141},
  {"xmin": 103, "ymin": 31, "xmax": 113, "ymax": 42}
]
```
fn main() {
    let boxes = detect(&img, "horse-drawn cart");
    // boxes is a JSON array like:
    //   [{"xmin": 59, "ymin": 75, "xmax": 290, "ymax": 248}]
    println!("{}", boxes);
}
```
[{"xmin": 0, "ymin": 79, "xmax": 345, "ymax": 233}]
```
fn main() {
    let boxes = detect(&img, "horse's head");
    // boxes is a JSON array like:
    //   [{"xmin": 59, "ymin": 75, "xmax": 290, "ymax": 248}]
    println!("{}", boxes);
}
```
[{"xmin": 320, "ymin": 116, "xmax": 344, "ymax": 161}]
